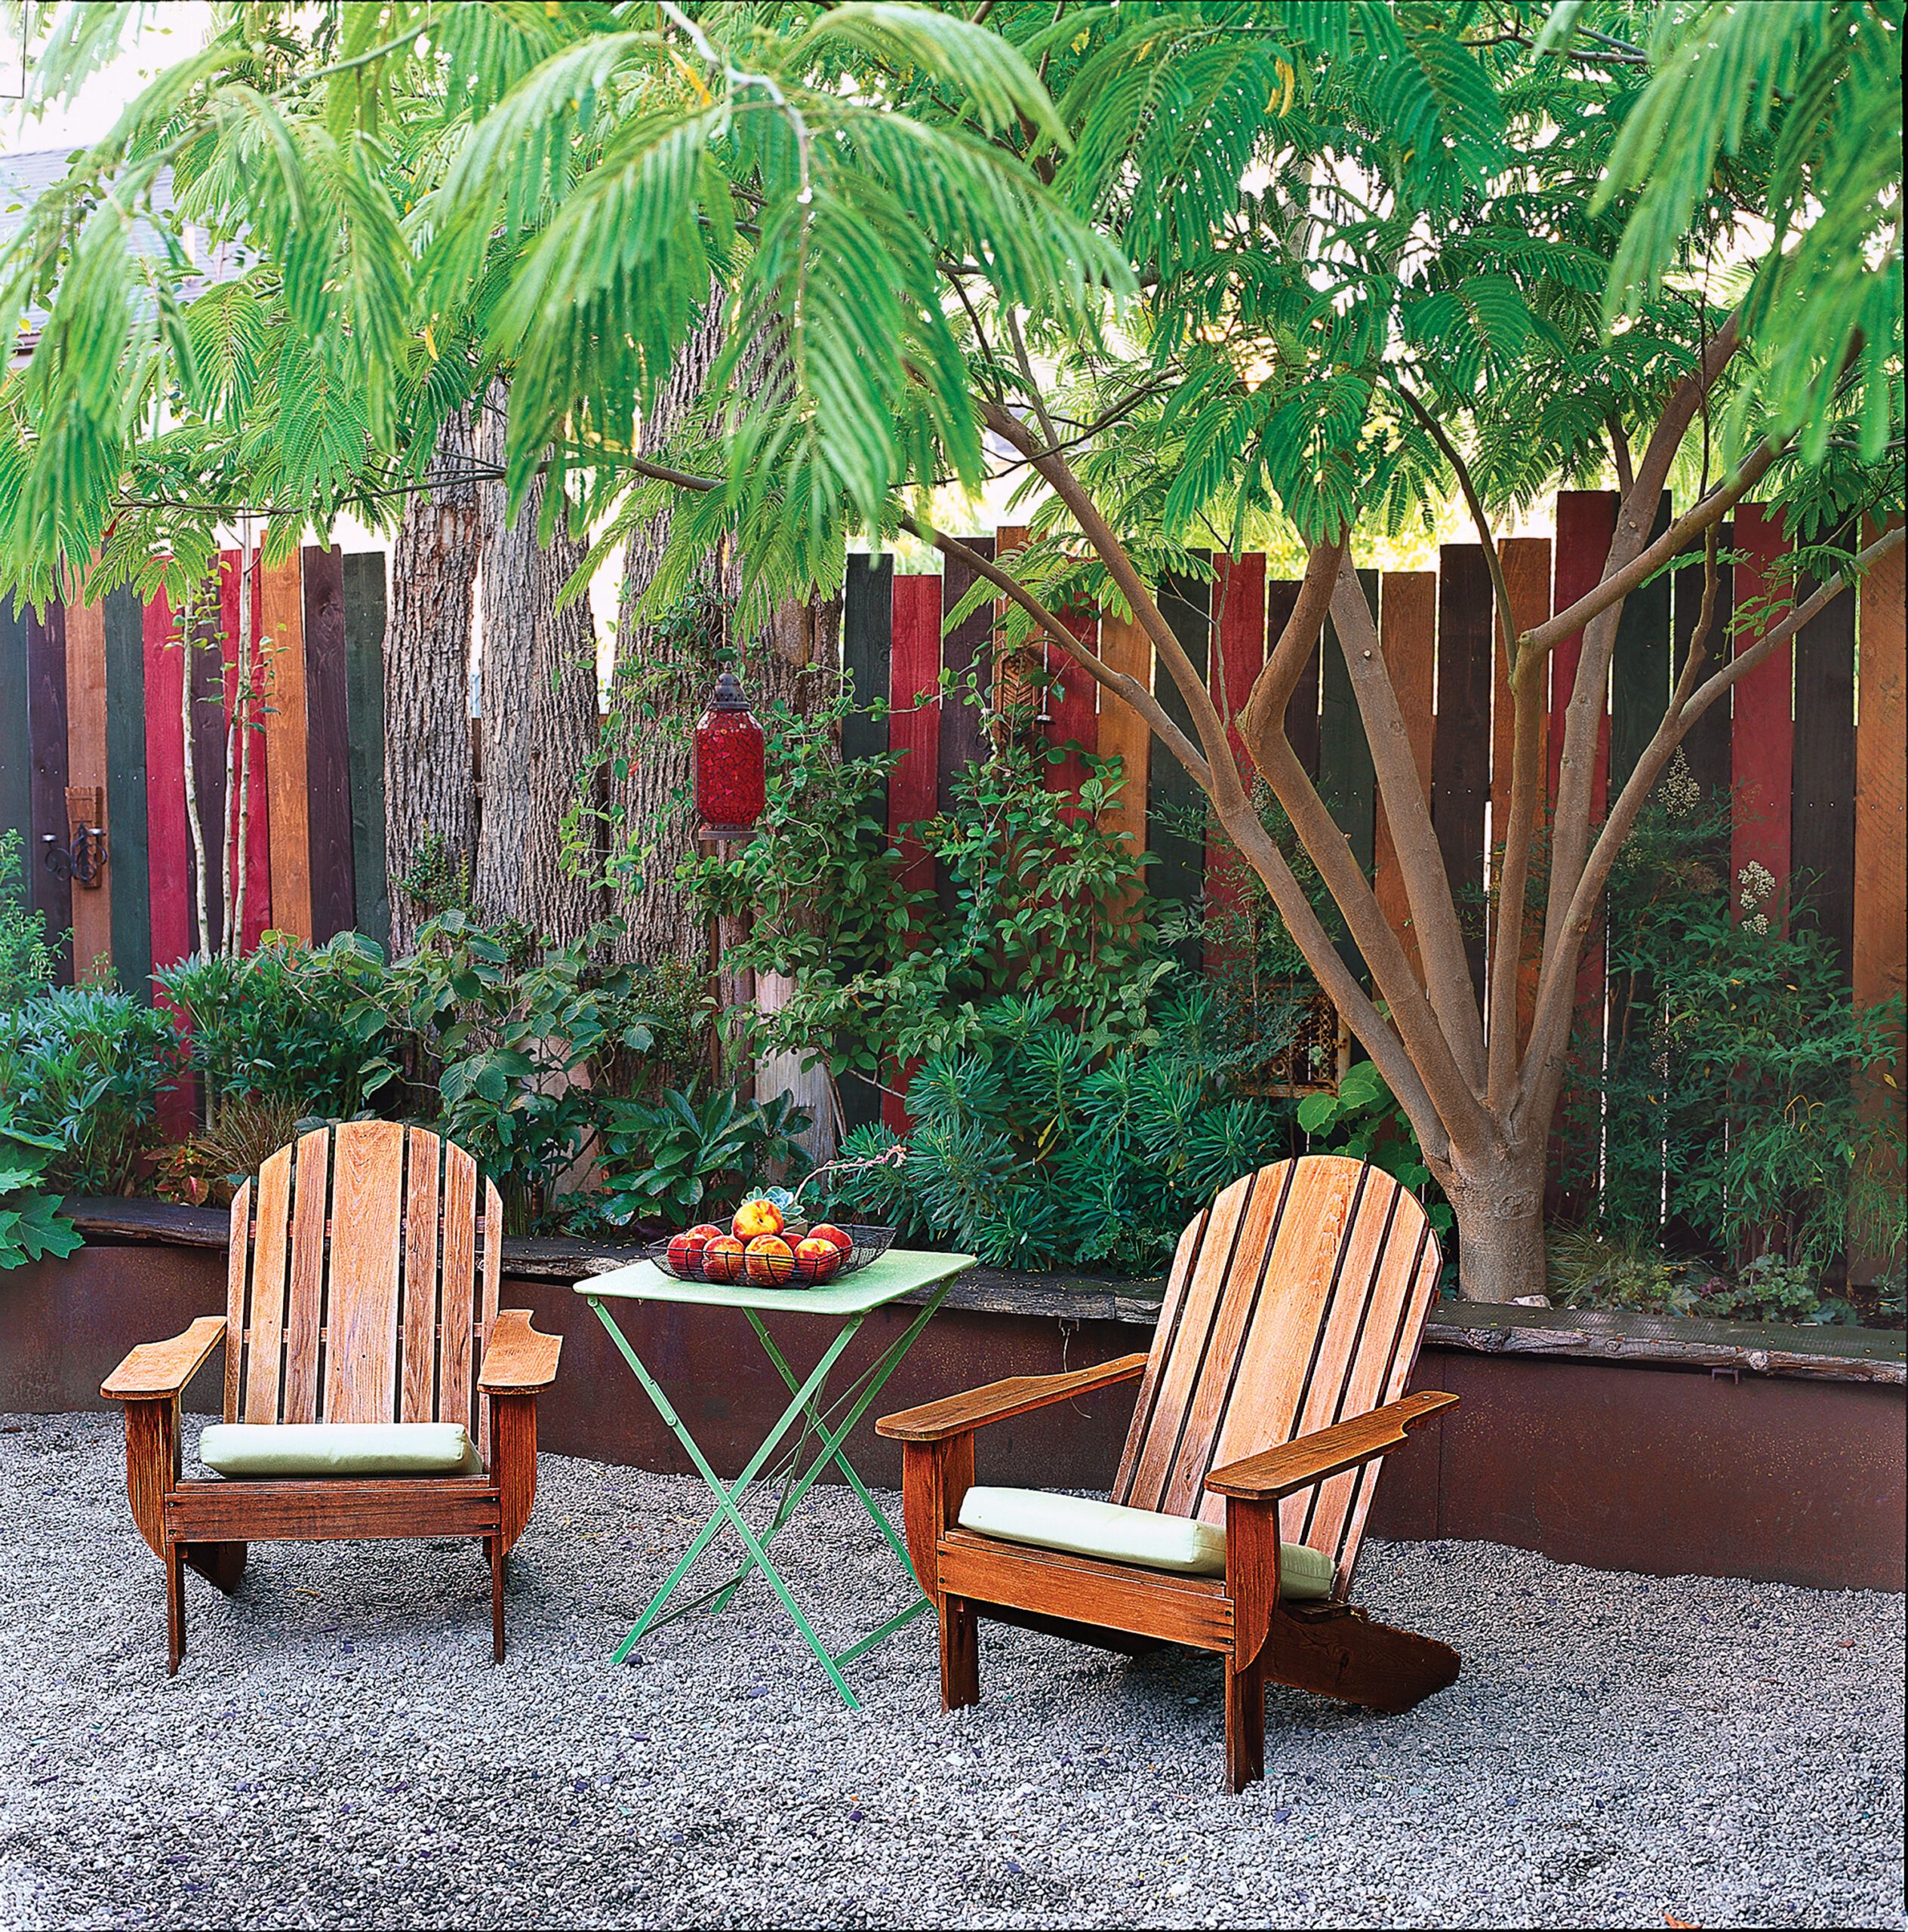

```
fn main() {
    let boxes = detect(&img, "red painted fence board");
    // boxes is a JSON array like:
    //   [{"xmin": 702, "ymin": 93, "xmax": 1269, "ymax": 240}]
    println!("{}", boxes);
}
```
[{"xmin": 142, "ymin": 589, "xmax": 192, "ymax": 978}]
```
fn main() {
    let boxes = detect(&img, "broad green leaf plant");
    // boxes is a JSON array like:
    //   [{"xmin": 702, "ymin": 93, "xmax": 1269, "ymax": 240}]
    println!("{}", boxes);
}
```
[{"xmin": 2, "ymin": 2, "xmax": 1900, "ymax": 1299}]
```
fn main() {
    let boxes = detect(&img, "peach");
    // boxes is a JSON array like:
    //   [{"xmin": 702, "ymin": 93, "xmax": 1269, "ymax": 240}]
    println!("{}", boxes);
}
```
[
  {"xmin": 743, "ymin": 1234, "xmax": 796, "ymax": 1285},
  {"xmin": 808, "ymin": 1223, "xmax": 853, "ymax": 1255},
  {"xmin": 794, "ymin": 1235, "xmax": 844, "ymax": 1282},
  {"xmin": 666, "ymin": 1226, "xmax": 715, "ymax": 1272},
  {"xmin": 732, "ymin": 1198, "xmax": 785, "ymax": 1241},
  {"xmin": 700, "ymin": 1234, "xmax": 746, "ymax": 1282}
]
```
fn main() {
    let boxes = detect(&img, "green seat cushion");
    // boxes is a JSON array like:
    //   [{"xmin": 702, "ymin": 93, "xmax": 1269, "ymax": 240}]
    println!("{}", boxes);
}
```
[
  {"xmin": 199, "ymin": 1421, "xmax": 484, "ymax": 1479},
  {"xmin": 956, "ymin": 1486, "xmax": 1336, "ymax": 1599}
]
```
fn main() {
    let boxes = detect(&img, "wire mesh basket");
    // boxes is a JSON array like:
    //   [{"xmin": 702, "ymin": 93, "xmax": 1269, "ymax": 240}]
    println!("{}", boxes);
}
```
[{"xmin": 646, "ymin": 1222, "xmax": 896, "ymax": 1289}]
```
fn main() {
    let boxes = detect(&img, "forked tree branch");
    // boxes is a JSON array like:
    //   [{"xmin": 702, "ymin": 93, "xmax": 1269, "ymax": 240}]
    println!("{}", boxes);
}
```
[
  {"xmin": 1321, "ymin": 561, "xmax": 1489, "ymax": 1092},
  {"xmin": 906, "ymin": 516, "xmax": 1451, "ymax": 1143},
  {"xmin": 1519, "ymin": 521, "xmax": 1905, "ymax": 1127}
]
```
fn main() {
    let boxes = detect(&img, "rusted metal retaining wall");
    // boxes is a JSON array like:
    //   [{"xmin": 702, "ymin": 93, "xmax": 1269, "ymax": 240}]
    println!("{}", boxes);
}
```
[{"xmin": 7, "ymin": 1225, "xmax": 1903, "ymax": 1593}]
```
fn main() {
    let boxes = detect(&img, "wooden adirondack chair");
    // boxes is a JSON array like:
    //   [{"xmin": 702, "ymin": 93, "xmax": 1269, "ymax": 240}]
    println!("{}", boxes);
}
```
[
  {"xmin": 878, "ymin": 1155, "xmax": 1459, "ymax": 1792},
  {"xmin": 102, "ymin": 1123, "xmax": 561, "ymax": 1673}
]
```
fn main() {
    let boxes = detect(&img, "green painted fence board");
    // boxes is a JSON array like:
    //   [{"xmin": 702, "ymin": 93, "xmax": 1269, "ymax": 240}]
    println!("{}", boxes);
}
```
[
  {"xmin": 340, "ymin": 551, "xmax": 390, "ymax": 951},
  {"xmin": 103, "ymin": 583, "xmax": 152, "ymax": 998}
]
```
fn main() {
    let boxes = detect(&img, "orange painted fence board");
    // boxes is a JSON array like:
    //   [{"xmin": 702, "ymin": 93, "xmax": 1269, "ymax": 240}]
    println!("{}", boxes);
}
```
[
  {"xmin": 1853, "ymin": 526, "xmax": 1906, "ymax": 1038},
  {"xmin": 260, "ymin": 549, "xmax": 312, "ymax": 941},
  {"xmin": 63, "ymin": 591, "xmax": 111, "ymax": 982}
]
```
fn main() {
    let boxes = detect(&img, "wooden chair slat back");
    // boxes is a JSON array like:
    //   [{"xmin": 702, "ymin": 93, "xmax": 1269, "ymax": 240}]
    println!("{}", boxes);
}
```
[
  {"xmin": 1110, "ymin": 1156, "xmax": 1441, "ymax": 1589},
  {"xmin": 225, "ymin": 1125, "xmax": 499, "ymax": 1438}
]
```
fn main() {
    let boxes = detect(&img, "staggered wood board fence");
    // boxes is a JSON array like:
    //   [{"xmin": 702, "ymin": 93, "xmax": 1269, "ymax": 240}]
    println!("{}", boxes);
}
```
[
  {"xmin": 2, "ymin": 495, "xmax": 1902, "ymax": 1227},
  {"xmin": 2, "ymin": 546, "xmax": 390, "ymax": 993}
]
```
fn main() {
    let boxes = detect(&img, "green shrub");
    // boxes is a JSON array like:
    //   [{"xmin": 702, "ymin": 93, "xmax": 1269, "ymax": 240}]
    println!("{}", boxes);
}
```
[
  {"xmin": 0, "ymin": 830, "xmax": 57, "ymax": 1004},
  {"xmin": 584, "ymin": 1085, "xmax": 813, "ymax": 1229},
  {"xmin": 1561, "ymin": 755, "xmax": 1905, "ymax": 1309},
  {"xmin": 0, "ymin": 986, "xmax": 181, "ymax": 1193},
  {"xmin": 829, "ymin": 989, "xmax": 1442, "ymax": 1275},
  {"xmin": 157, "ymin": 933, "xmax": 398, "ymax": 1122},
  {"xmin": 685, "ymin": 694, "xmax": 1175, "ymax": 1095},
  {"xmin": 356, "ymin": 912, "xmax": 661, "ymax": 1234},
  {"xmin": 0, "ymin": 1115, "xmax": 83, "ymax": 1270}
]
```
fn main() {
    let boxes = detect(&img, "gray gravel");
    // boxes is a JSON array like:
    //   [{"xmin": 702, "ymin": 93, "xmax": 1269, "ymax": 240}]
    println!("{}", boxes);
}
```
[{"xmin": 1, "ymin": 1411, "xmax": 1900, "ymax": 1930}]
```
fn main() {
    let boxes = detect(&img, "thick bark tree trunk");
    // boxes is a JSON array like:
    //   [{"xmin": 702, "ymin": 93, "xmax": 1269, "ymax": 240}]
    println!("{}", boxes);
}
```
[
  {"xmin": 384, "ymin": 405, "xmax": 482, "ymax": 955},
  {"xmin": 609, "ymin": 299, "xmax": 728, "ymax": 968},
  {"xmin": 1429, "ymin": 1146, "xmax": 1549, "ymax": 1302},
  {"xmin": 474, "ymin": 382, "xmax": 603, "ymax": 944}
]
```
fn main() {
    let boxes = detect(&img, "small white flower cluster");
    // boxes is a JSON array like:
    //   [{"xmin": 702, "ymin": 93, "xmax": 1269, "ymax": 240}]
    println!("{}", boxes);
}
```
[
  {"xmin": 1737, "ymin": 859, "xmax": 1777, "ymax": 935},
  {"xmin": 1658, "ymin": 748, "xmax": 1701, "ymax": 817}
]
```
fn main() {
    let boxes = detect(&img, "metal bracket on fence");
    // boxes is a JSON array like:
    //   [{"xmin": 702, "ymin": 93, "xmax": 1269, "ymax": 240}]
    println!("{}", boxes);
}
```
[{"xmin": 42, "ymin": 825, "xmax": 106, "ymax": 887}]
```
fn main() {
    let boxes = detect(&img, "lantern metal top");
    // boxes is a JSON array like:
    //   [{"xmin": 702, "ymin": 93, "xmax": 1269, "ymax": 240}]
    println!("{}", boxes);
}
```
[{"xmin": 706, "ymin": 669, "xmax": 753, "ymax": 713}]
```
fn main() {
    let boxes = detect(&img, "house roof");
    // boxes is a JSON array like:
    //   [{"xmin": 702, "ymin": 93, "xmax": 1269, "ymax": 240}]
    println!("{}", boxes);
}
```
[{"xmin": 2, "ymin": 145, "xmax": 250, "ymax": 358}]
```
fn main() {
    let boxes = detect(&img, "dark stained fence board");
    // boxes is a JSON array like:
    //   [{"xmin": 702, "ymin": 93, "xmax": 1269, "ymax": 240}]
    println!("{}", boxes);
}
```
[
  {"xmin": 842, "ymin": 552, "xmax": 893, "ymax": 791},
  {"xmin": 26, "ymin": 602, "xmax": 72, "ymax": 983},
  {"xmin": 1319, "ymin": 568, "xmax": 1380, "ymax": 980},
  {"xmin": 340, "ymin": 550, "xmax": 387, "ymax": 949},
  {"xmin": 103, "ymin": 584, "xmax": 152, "ymax": 998},
  {"xmin": 0, "ymin": 600, "xmax": 29, "ymax": 869},
  {"xmin": 1434, "ymin": 546, "xmax": 1492, "ymax": 1002},
  {"xmin": 1205, "ymin": 554, "xmax": 1266, "ymax": 942},
  {"xmin": 1730, "ymin": 506, "xmax": 1794, "ymax": 919},
  {"xmin": 936, "ymin": 537, "xmax": 994, "ymax": 817},
  {"xmin": 1374, "ymin": 571, "xmax": 1436, "ymax": 987},
  {"xmin": 301, "ymin": 545, "xmax": 355, "ymax": 943},
  {"xmin": 1151, "ymin": 565, "xmax": 1211, "ymax": 951},
  {"xmin": 189, "ymin": 581, "xmax": 229, "ymax": 955},
  {"xmin": 1790, "ymin": 575, "xmax": 1857, "ymax": 988},
  {"xmin": 1319, "ymin": 568, "xmax": 1380, "ymax": 871},
  {"xmin": 1608, "ymin": 495, "xmax": 1673, "ymax": 798},
  {"xmin": 1675, "ymin": 532, "xmax": 1734, "ymax": 808},
  {"xmin": 1267, "ymin": 579, "xmax": 1320, "ymax": 778}
]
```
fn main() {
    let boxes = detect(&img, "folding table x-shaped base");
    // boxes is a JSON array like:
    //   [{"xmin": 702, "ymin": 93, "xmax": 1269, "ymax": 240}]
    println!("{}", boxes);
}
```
[{"xmin": 577, "ymin": 1248, "xmax": 974, "ymax": 1709}]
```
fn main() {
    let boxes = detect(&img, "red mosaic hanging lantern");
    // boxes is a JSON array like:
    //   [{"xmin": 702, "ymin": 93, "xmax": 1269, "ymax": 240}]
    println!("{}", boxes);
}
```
[{"xmin": 692, "ymin": 669, "xmax": 766, "ymax": 840}]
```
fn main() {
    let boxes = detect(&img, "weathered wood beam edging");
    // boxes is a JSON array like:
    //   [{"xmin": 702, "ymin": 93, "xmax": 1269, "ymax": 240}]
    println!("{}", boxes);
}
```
[{"xmin": 63, "ymin": 1200, "xmax": 1906, "ymax": 1386}]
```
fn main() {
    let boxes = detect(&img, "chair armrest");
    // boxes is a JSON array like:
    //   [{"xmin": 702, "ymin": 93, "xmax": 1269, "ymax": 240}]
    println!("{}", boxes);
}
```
[
  {"xmin": 1205, "ymin": 1390, "xmax": 1457, "ymax": 1502},
  {"xmin": 479, "ymin": 1310, "xmax": 562, "ymax": 1394},
  {"xmin": 101, "ymin": 1317, "xmax": 226, "ymax": 1401},
  {"xmin": 877, "ymin": 1352, "xmax": 1149, "ymax": 1444}
]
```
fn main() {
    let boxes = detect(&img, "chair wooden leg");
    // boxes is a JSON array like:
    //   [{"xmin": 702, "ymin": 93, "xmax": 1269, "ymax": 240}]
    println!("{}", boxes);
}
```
[
  {"xmin": 489, "ymin": 1536, "xmax": 506, "ymax": 1664},
  {"xmin": 165, "ymin": 1540, "xmax": 186, "ymax": 1677},
  {"xmin": 186, "ymin": 1541, "xmax": 246, "ymax": 1592},
  {"xmin": 939, "ymin": 1593, "xmax": 978, "ymax": 1711},
  {"xmin": 1223, "ymin": 1655, "xmax": 1266, "ymax": 1794}
]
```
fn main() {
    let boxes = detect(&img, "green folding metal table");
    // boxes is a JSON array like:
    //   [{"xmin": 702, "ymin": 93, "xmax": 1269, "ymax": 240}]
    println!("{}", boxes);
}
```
[{"xmin": 578, "ymin": 1247, "xmax": 974, "ymax": 1707}]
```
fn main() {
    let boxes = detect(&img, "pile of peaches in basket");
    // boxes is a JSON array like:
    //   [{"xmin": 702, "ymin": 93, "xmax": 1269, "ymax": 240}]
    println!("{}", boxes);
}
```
[{"xmin": 662, "ymin": 1197, "xmax": 860, "ymax": 1287}]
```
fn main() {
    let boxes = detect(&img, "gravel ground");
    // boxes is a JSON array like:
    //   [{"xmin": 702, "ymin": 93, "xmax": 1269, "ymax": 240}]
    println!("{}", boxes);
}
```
[{"xmin": 0, "ymin": 1411, "xmax": 1900, "ymax": 1931}]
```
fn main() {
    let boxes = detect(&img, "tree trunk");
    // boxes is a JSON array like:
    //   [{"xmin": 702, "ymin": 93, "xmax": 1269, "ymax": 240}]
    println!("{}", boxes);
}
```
[
  {"xmin": 474, "ymin": 381, "xmax": 603, "ymax": 944},
  {"xmin": 608, "ymin": 297, "xmax": 728, "ymax": 968},
  {"xmin": 1435, "ymin": 1145, "xmax": 1549, "ymax": 1302},
  {"xmin": 384, "ymin": 405, "xmax": 482, "ymax": 955}
]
